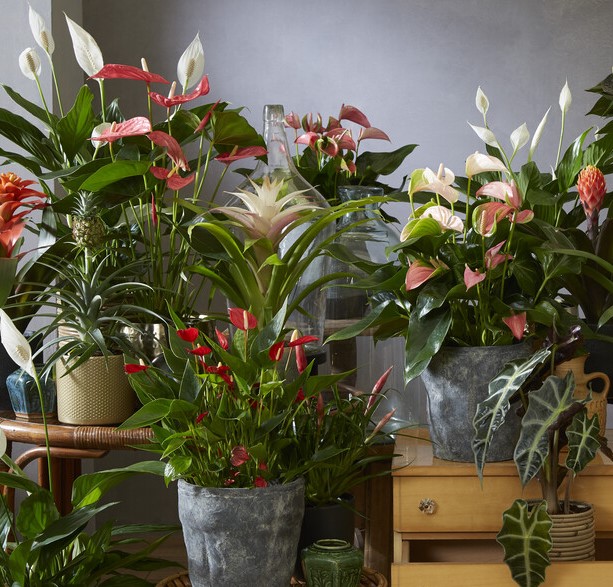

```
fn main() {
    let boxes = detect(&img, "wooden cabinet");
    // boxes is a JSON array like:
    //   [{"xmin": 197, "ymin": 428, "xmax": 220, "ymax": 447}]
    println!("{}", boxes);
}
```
[{"xmin": 392, "ymin": 430, "xmax": 613, "ymax": 586}]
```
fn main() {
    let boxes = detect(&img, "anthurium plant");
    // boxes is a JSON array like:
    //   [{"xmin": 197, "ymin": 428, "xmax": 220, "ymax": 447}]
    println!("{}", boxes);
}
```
[
  {"xmin": 1, "ymin": 6, "xmax": 265, "ymax": 323},
  {"xmin": 284, "ymin": 104, "xmax": 417, "ymax": 203},
  {"xmin": 120, "ymin": 306, "xmax": 395, "ymax": 491},
  {"xmin": 472, "ymin": 327, "xmax": 612, "ymax": 587}
]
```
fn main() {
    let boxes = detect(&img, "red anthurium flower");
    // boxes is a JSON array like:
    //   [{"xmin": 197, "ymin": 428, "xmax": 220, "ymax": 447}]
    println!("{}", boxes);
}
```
[
  {"xmin": 338, "ymin": 104, "xmax": 370, "ymax": 127},
  {"xmin": 205, "ymin": 364, "xmax": 231, "ymax": 375},
  {"xmin": 258, "ymin": 462, "xmax": 268, "ymax": 471},
  {"xmin": 230, "ymin": 445, "xmax": 250, "ymax": 467},
  {"xmin": 269, "ymin": 341, "xmax": 285, "ymax": 362},
  {"xmin": 464, "ymin": 265, "xmax": 486, "ymax": 290},
  {"xmin": 188, "ymin": 345, "xmax": 212, "ymax": 356},
  {"xmin": 124, "ymin": 363, "xmax": 150, "ymax": 374},
  {"xmin": 215, "ymin": 328, "xmax": 229, "ymax": 350},
  {"xmin": 284, "ymin": 111, "xmax": 301, "ymax": 130},
  {"xmin": 326, "ymin": 116, "xmax": 341, "ymax": 131},
  {"xmin": 148, "ymin": 131, "xmax": 190, "ymax": 171},
  {"xmin": 195, "ymin": 412, "xmax": 209, "ymax": 424},
  {"xmin": 214, "ymin": 146, "xmax": 267, "ymax": 165},
  {"xmin": 503, "ymin": 312, "xmax": 527, "ymax": 340},
  {"xmin": 294, "ymin": 388, "xmax": 305, "ymax": 403},
  {"xmin": 485, "ymin": 241, "xmax": 513, "ymax": 270},
  {"xmin": 149, "ymin": 75, "xmax": 210, "ymax": 108},
  {"xmin": 228, "ymin": 308, "xmax": 257, "ymax": 331},
  {"xmin": 254, "ymin": 476, "xmax": 268, "ymax": 488},
  {"xmin": 296, "ymin": 131, "xmax": 319, "ymax": 150},
  {"xmin": 287, "ymin": 335, "xmax": 318, "ymax": 348},
  {"xmin": 195, "ymin": 99, "xmax": 221, "ymax": 133},
  {"xmin": 90, "ymin": 64, "xmax": 169, "ymax": 84},
  {"xmin": 177, "ymin": 327, "xmax": 199, "ymax": 342},
  {"xmin": 325, "ymin": 128, "xmax": 356, "ymax": 151},
  {"xmin": 90, "ymin": 117, "xmax": 152, "ymax": 143},
  {"xmin": 317, "ymin": 136, "xmax": 339, "ymax": 158},
  {"xmin": 358, "ymin": 126, "xmax": 391, "ymax": 142},
  {"xmin": 149, "ymin": 166, "xmax": 195, "ymax": 190},
  {"xmin": 290, "ymin": 330, "xmax": 308, "ymax": 373}
]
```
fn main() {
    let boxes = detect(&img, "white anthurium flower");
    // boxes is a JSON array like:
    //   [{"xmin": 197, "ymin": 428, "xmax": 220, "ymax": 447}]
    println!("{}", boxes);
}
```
[
  {"xmin": 475, "ymin": 86, "xmax": 489, "ymax": 118},
  {"xmin": 465, "ymin": 151, "xmax": 508, "ymax": 178},
  {"xmin": 422, "ymin": 205, "xmax": 464, "ymax": 233},
  {"xmin": 0, "ymin": 428, "xmax": 6, "ymax": 459},
  {"xmin": 468, "ymin": 123, "xmax": 498, "ymax": 147},
  {"xmin": 410, "ymin": 164, "xmax": 459, "ymax": 204},
  {"xmin": 559, "ymin": 79, "xmax": 572, "ymax": 113},
  {"xmin": 217, "ymin": 177, "xmax": 319, "ymax": 247},
  {"xmin": 177, "ymin": 33, "xmax": 205, "ymax": 90},
  {"xmin": 19, "ymin": 47, "xmax": 41, "ymax": 80},
  {"xmin": 28, "ymin": 4, "xmax": 54, "ymax": 55},
  {"xmin": 91, "ymin": 122, "xmax": 112, "ymax": 147},
  {"xmin": 510, "ymin": 123, "xmax": 530, "ymax": 153},
  {"xmin": 529, "ymin": 107, "xmax": 550, "ymax": 159},
  {"xmin": 0, "ymin": 308, "xmax": 35, "ymax": 378},
  {"xmin": 65, "ymin": 14, "xmax": 104, "ymax": 76}
]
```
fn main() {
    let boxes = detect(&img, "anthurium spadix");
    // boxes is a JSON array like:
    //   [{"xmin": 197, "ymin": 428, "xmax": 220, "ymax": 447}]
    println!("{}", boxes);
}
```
[
  {"xmin": 177, "ymin": 33, "xmax": 205, "ymax": 91},
  {"xmin": 0, "ymin": 308, "xmax": 35, "ymax": 378},
  {"xmin": 65, "ymin": 14, "xmax": 103, "ymax": 76},
  {"xmin": 18, "ymin": 47, "xmax": 41, "ymax": 81},
  {"xmin": 28, "ymin": 4, "xmax": 54, "ymax": 55}
]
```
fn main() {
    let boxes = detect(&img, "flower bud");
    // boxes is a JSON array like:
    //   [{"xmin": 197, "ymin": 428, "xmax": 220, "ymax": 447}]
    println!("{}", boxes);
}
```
[
  {"xmin": 577, "ymin": 165, "xmax": 606, "ymax": 218},
  {"xmin": 559, "ymin": 80, "xmax": 572, "ymax": 114}
]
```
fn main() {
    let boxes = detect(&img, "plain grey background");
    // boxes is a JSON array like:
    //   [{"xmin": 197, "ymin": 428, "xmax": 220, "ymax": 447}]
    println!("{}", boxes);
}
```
[{"xmin": 0, "ymin": 0, "xmax": 611, "ymax": 525}]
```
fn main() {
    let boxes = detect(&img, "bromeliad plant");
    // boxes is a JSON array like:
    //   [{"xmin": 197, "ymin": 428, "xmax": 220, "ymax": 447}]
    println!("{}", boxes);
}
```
[
  {"xmin": 284, "ymin": 104, "xmax": 417, "ymax": 204},
  {"xmin": 1, "ymin": 6, "xmax": 265, "ymax": 322},
  {"xmin": 121, "ymin": 306, "xmax": 397, "ymax": 494}
]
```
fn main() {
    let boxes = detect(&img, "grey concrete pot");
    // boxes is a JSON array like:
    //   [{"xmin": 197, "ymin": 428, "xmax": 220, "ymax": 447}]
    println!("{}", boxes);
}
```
[
  {"xmin": 177, "ymin": 477, "xmax": 305, "ymax": 587},
  {"xmin": 421, "ymin": 344, "xmax": 530, "ymax": 462}
]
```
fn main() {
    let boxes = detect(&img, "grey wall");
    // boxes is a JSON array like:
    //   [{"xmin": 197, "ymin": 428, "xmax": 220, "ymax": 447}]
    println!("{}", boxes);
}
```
[{"xmin": 1, "ymin": 0, "xmax": 611, "ymax": 525}]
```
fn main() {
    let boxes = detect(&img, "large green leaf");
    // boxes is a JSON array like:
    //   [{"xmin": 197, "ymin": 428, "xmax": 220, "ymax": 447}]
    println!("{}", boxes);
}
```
[
  {"xmin": 473, "ymin": 348, "xmax": 550, "ymax": 481},
  {"xmin": 355, "ymin": 144, "xmax": 418, "ymax": 178},
  {"xmin": 210, "ymin": 110, "xmax": 265, "ymax": 150},
  {"xmin": 2, "ymin": 84, "xmax": 57, "ymax": 126},
  {"xmin": 565, "ymin": 410, "xmax": 601, "ymax": 476},
  {"xmin": 497, "ymin": 499, "xmax": 553, "ymax": 587},
  {"xmin": 556, "ymin": 129, "xmax": 591, "ymax": 192},
  {"xmin": 79, "ymin": 160, "xmax": 152, "ymax": 192},
  {"xmin": 56, "ymin": 85, "xmax": 96, "ymax": 161},
  {"xmin": 515, "ymin": 373, "xmax": 577, "ymax": 486},
  {"xmin": 15, "ymin": 490, "xmax": 59, "ymax": 540}
]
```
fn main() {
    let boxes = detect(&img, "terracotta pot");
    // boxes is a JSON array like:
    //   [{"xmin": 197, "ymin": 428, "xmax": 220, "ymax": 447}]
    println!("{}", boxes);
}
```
[
  {"xmin": 554, "ymin": 355, "xmax": 610, "ymax": 430},
  {"xmin": 56, "ymin": 354, "xmax": 136, "ymax": 425}
]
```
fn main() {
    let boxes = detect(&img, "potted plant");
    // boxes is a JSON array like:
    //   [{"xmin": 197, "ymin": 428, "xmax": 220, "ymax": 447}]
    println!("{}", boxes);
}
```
[{"xmin": 472, "ymin": 328, "xmax": 612, "ymax": 587}]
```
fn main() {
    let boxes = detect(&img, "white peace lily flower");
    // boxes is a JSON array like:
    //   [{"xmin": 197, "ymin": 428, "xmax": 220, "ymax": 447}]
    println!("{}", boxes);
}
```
[
  {"xmin": 18, "ymin": 47, "xmax": 41, "ymax": 80},
  {"xmin": 65, "ymin": 14, "xmax": 104, "ymax": 76},
  {"xmin": 559, "ymin": 80, "xmax": 572, "ymax": 113},
  {"xmin": 468, "ymin": 123, "xmax": 498, "ymax": 147},
  {"xmin": 475, "ymin": 86, "xmax": 489, "ymax": 118},
  {"xmin": 0, "ymin": 308, "xmax": 35, "ymax": 378},
  {"xmin": 28, "ymin": 4, "xmax": 54, "ymax": 55},
  {"xmin": 465, "ymin": 152, "xmax": 508, "ymax": 178},
  {"xmin": 422, "ymin": 205, "xmax": 464, "ymax": 233},
  {"xmin": 177, "ymin": 33, "xmax": 205, "ymax": 90},
  {"xmin": 529, "ymin": 107, "xmax": 550, "ymax": 159},
  {"xmin": 510, "ymin": 123, "xmax": 530, "ymax": 153}
]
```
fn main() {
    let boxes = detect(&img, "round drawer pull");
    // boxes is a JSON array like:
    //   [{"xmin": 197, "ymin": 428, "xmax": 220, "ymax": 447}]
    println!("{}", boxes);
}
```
[{"xmin": 418, "ymin": 498, "xmax": 437, "ymax": 515}]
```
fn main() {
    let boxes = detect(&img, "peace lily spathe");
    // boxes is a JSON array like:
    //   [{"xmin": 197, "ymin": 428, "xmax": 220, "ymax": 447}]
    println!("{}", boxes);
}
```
[
  {"xmin": 529, "ymin": 107, "xmax": 551, "ymax": 160},
  {"xmin": 18, "ymin": 47, "xmax": 41, "ymax": 80},
  {"xmin": 0, "ymin": 308, "xmax": 35, "ymax": 378},
  {"xmin": 475, "ymin": 86, "xmax": 489, "ymax": 120},
  {"xmin": 28, "ymin": 4, "xmax": 54, "ymax": 55},
  {"xmin": 177, "ymin": 33, "xmax": 205, "ymax": 90},
  {"xmin": 65, "ymin": 14, "xmax": 104, "ymax": 76},
  {"xmin": 510, "ymin": 122, "xmax": 530, "ymax": 154},
  {"xmin": 559, "ymin": 79, "xmax": 572, "ymax": 113}
]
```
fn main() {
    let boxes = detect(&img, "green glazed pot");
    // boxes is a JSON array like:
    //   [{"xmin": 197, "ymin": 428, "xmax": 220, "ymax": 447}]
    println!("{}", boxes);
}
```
[{"xmin": 301, "ymin": 539, "xmax": 363, "ymax": 587}]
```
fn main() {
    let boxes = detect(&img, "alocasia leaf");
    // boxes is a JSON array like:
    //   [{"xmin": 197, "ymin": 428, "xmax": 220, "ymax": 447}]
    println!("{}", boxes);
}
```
[{"xmin": 566, "ymin": 410, "xmax": 601, "ymax": 476}]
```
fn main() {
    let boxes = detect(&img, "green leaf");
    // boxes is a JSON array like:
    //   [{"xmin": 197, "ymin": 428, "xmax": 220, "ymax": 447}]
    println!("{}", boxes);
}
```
[
  {"xmin": 497, "ymin": 499, "xmax": 552, "ymax": 587},
  {"xmin": 117, "ymin": 398, "xmax": 174, "ymax": 430},
  {"xmin": 56, "ymin": 85, "xmax": 96, "ymax": 161},
  {"xmin": 210, "ymin": 110, "xmax": 265, "ymax": 150},
  {"xmin": 473, "ymin": 348, "xmax": 550, "ymax": 481},
  {"xmin": 3, "ymin": 84, "xmax": 56, "ymax": 126},
  {"xmin": 79, "ymin": 160, "xmax": 152, "ymax": 192},
  {"xmin": 566, "ymin": 410, "xmax": 601, "ymax": 476},
  {"xmin": 15, "ymin": 490, "xmax": 59, "ymax": 539},
  {"xmin": 556, "ymin": 128, "xmax": 592, "ymax": 191},
  {"xmin": 355, "ymin": 144, "xmax": 418, "ymax": 179}
]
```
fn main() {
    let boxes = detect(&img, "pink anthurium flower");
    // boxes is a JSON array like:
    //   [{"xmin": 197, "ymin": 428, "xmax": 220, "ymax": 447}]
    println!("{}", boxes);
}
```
[
  {"xmin": 214, "ymin": 145, "xmax": 267, "ymax": 165},
  {"xmin": 317, "ymin": 136, "xmax": 339, "ymax": 158},
  {"xmin": 195, "ymin": 99, "xmax": 221, "ymax": 133},
  {"xmin": 465, "ymin": 151, "xmax": 508, "ymax": 179},
  {"xmin": 284, "ymin": 111, "xmax": 301, "ymax": 130},
  {"xmin": 148, "ymin": 130, "xmax": 190, "ymax": 171},
  {"xmin": 340, "ymin": 159, "xmax": 357, "ymax": 175},
  {"xmin": 90, "ymin": 117, "xmax": 152, "ymax": 143},
  {"xmin": 464, "ymin": 265, "xmax": 486, "ymax": 289},
  {"xmin": 503, "ymin": 312, "xmax": 527, "ymax": 340},
  {"xmin": 230, "ymin": 445, "xmax": 250, "ymax": 467},
  {"xmin": 325, "ymin": 128, "xmax": 356, "ymax": 151},
  {"xmin": 476, "ymin": 181, "xmax": 522, "ymax": 208},
  {"xmin": 326, "ymin": 116, "xmax": 341, "ymax": 131},
  {"xmin": 149, "ymin": 166, "xmax": 195, "ymax": 190},
  {"xmin": 228, "ymin": 308, "xmax": 257, "ymax": 331},
  {"xmin": 474, "ymin": 181, "xmax": 534, "ymax": 236},
  {"xmin": 149, "ymin": 75, "xmax": 210, "ymax": 108},
  {"xmin": 358, "ymin": 126, "xmax": 391, "ymax": 142},
  {"xmin": 405, "ymin": 259, "xmax": 447, "ymax": 291},
  {"xmin": 485, "ymin": 241, "xmax": 513, "ymax": 270},
  {"xmin": 90, "ymin": 64, "xmax": 169, "ymax": 84},
  {"xmin": 338, "ymin": 104, "xmax": 370, "ymax": 127},
  {"xmin": 301, "ymin": 112, "xmax": 324, "ymax": 133},
  {"xmin": 296, "ymin": 131, "xmax": 319, "ymax": 150}
]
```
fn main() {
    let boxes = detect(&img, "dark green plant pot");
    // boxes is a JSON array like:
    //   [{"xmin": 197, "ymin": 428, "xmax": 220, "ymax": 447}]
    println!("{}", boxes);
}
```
[
  {"xmin": 6, "ymin": 367, "xmax": 56, "ymax": 422},
  {"xmin": 301, "ymin": 539, "xmax": 363, "ymax": 587}
]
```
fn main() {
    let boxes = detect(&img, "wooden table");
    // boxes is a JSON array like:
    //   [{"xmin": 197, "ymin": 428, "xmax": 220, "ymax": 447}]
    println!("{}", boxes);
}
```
[
  {"xmin": 0, "ymin": 416, "xmax": 152, "ymax": 514},
  {"xmin": 391, "ymin": 429, "xmax": 613, "ymax": 586}
]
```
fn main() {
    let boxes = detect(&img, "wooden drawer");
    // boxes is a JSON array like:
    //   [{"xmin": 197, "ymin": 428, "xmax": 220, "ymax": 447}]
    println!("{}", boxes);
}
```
[{"xmin": 393, "ymin": 473, "xmax": 613, "ymax": 534}]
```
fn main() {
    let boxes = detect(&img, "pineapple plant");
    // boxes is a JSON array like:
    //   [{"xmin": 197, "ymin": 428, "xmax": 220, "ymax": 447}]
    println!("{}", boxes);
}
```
[{"xmin": 70, "ymin": 191, "xmax": 107, "ymax": 249}]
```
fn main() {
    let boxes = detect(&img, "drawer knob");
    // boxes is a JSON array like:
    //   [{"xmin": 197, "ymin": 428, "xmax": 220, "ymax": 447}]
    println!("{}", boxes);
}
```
[{"xmin": 418, "ymin": 498, "xmax": 437, "ymax": 515}]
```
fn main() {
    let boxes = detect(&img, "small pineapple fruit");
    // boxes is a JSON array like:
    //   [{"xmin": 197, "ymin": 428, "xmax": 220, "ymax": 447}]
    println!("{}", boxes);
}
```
[{"xmin": 71, "ymin": 191, "xmax": 106, "ymax": 249}]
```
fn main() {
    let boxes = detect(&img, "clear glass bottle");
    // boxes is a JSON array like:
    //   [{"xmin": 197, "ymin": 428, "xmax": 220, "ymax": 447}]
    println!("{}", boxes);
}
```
[{"xmin": 235, "ymin": 105, "xmax": 332, "ymax": 354}]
